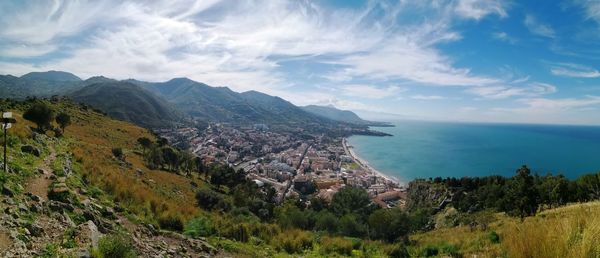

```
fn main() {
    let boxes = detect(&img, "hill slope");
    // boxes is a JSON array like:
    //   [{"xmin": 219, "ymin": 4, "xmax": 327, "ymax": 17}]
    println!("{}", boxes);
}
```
[
  {"xmin": 20, "ymin": 70, "xmax": 82, "ymax": 82},
  {"xmin": 0, "ymin": 99, "xmax": 218, "ymax": 257},
  {"xmin": 0, "ymin": 71, "xmax": 84, "ymax": 98},
  {"xmin": 70, "ymin": 81, "xmax": 182, "ymax": 128},
  {"xmin": 141, "ymin": 78, "xmax": 332, "ymax": 125},
  {"xmin": 302, "ymin": 105, "xmax": 368, "ymax": 124}
]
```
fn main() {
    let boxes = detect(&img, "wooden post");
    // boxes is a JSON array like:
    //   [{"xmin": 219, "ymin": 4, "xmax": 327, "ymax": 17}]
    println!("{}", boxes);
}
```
[{"xmin": 1, "ymin": 113, "xmax": 16, "ymax": 173}]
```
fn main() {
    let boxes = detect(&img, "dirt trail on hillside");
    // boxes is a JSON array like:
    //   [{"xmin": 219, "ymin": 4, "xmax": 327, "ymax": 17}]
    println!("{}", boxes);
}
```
[
  {"xmin": 25, "ymin": 146, "xmax": 56, "ymax": 200},
  {"xmin": 0, "ymin": 231, "xmax": 10, "ymax": 252}
]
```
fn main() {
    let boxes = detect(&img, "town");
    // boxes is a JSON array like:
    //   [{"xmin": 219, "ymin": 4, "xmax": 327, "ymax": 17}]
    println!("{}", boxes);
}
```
[{"xmin": 155, "ymin": 123, "xmax": 406, "ymax": 209}]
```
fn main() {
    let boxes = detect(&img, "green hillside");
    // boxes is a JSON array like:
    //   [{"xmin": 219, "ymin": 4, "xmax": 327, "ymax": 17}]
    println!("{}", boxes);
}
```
[
  {"xmin": 70, "ymin": 82, "xmax": 182, "ymax": 128},
  {"xmin": 302, "ymin": 105, "xmax": 368, "ymax": 124}
]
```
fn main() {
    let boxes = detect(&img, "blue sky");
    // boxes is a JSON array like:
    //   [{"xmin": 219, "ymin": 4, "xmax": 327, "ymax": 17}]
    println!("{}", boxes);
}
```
[{"xmin": 1, "ymin": 0, "xmax": 600, "ymax": 124}]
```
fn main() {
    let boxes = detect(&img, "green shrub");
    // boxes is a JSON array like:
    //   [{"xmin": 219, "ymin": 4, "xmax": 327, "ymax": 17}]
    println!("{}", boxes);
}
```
[
  {"xmin": 420, "ymin": 245, "xmax": 439, "ymax": 257},
  {"xmin": 271, "ymin": 229, "xmax": 313, "ymax": 254},
  {"xmin": 158, "ymin": 213, "xmax": 184, "ymax": 231},
  {"xmin": 92, "ymin": 234, "xmax": 136, "ymax": 258},
  {"xmin": 489, "ymin": 230, "xmax": 501, "ymax": 244},
  {"xmin": 384, "ymin": 243, "xmax": 409, "ymax": 258},
  {"xmin": 219, "ymin": 222, "xmax": 251, "ymax": 242},
  {"xmin": 320, "ymin": 236, "xmax": 354, "ymax": 256},
  {"xmin": 39, "ymin": 244, "xmax": 59, "ymax": 258},
  {"xmin": 184, "ymin": 216, "xmax": 215, "ymax": 238},
  {"xmin": 439, "ymin": 242, "xmax": 461, "ymax": 257}
]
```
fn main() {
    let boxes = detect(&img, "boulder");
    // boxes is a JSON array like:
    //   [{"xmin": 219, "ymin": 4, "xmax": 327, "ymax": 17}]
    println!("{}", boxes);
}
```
[
  {"xmin": 1, "ymin": 185, "xmax": 14, "ymax": 197},
  {"xmin": 25, "ymin": 223, "xmax": 44, "ymax": 237},
  {"xmin": 20, "ymin": 145, "xmax": 40, "ymax": 157},
  {"xmin": 75, "ymin": 221, "xmax": 101, "ymax": 248}
]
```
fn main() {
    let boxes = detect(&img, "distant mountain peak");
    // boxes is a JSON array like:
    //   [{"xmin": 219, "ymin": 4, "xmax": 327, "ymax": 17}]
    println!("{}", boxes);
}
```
[{"xmin": 21, "ymin": 70, "xmax": 81, "ymax": 82}]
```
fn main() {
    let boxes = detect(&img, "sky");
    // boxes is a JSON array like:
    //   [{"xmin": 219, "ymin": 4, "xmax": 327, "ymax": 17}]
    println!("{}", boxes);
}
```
[{"xmin": 1, "ymin": 0, "xmax": 600, "ymax": 125}]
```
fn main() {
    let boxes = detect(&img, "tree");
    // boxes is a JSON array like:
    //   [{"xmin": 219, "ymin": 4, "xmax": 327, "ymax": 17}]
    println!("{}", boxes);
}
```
[
  {"xmin": 23, "ymin": 102, "xmax": 55, "ymax": 132},
  {"xmin": 137, "ymin": 137, "xmax": 152, "ymax": 154},
  {"xmin": 507, "ymin": 165, "xmax": 539, "ymax": 218},
  {"xmin": 161, "ymin": 147, "xmax": 179, "ymax": 171},
  {"xmin": 55, "ymin": 112, "xmax": 71, "ymax": 132},
  {"xmin": 368, "ymin": 208, "xmax": 410, "ymax": 242},
  {"xmin": 338, "ymin": 214, "xmax": 366, "ymax": 237},
  {"xmin": 330, "ymin": 186, "xmax": 374, "ymax": 221}
]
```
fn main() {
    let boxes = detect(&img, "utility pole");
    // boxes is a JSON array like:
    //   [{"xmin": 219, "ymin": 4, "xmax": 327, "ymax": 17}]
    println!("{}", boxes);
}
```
[{"xmin": 1, "ymin": 112, "xmax": 16, "ymax": 173}]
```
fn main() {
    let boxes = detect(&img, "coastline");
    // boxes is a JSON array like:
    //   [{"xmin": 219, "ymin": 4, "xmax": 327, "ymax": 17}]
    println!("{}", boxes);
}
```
[{"xmin": 342, "ymin": 137, "xmax": 405, "ymax": 187}]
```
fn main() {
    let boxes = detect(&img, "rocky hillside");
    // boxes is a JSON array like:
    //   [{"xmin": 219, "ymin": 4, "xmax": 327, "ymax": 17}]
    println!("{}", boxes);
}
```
[{"xmin": 0, "ymin": 99, "xmax": 217, "ymax": 257}]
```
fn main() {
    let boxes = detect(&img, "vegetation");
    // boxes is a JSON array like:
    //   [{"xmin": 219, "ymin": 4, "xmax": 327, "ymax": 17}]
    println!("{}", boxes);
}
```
[
  {"xmin": 3, "ymin": 97, "xmax": 600, "ymax": 257},
  {"xmin": 23, "ymin": 102, "xmax": 55, "ymax": 132},
  {"xmin": 92, "ymin": 234, "xmax": 136, "ymax": 258},
  {"xmin": 55, "ymin": 112, "xmax": 71, "ymax": 131}
]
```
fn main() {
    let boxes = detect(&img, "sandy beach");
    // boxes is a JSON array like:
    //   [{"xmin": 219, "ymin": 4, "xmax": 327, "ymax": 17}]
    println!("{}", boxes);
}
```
[{"xmin": 342, "ymin": 138, "xmax": 405, "ymax": 187}]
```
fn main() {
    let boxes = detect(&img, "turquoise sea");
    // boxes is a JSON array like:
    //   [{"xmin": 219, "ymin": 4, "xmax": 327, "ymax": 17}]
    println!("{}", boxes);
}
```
[{"xmin": 347, "ymin": 120, "xmax": 600, "ymax": 183}]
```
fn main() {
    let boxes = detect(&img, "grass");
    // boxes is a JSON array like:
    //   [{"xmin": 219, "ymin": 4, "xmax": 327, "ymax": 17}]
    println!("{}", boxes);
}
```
[
  {"xmin": 410, "ymin": 202, "xmax": 600, "ymax": 258},
  {"xmin": 501, "ymin": 201, "xmax": 600, "ymax": 258}
]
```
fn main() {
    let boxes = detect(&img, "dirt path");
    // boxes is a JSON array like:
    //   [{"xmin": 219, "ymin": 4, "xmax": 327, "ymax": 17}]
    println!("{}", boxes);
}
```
[
  {"xmin": 25, "ymin": 146, "xmax": 56, "ymax": 201},
  {"xmin": 0, "ymin": 231, "xmax": 10, "ymax": 252}
]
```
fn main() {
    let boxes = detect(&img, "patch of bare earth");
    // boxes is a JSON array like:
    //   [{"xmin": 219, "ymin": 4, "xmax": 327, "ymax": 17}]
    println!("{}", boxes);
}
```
[
  {"xmin": 0, "ymin": 231, "xmax": 11, "ymax": 252},
  {"xmin": 25, "ymin": 147, "xmax": 56, "ymax": 201}
]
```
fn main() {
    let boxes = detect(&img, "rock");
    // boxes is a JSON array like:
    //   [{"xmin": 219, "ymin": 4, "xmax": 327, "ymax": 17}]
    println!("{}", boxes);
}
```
[
  {"xmin": 28, "ymin": 194, "xmax": 42, "ymax": 203},
  {"xmin": 20, "ymin": 145, "xmax": 40, "ymax": 157},
  {"xmin": 29, "ymin": 202, "xmax": 43, "ymax": 213},
  {"xmin": 101, "ymin": 207, "xmax": 115, "ymax": 219},
  {"xmin": 1, "ymin": 185, "xmax": 15, "ymax": 197},
  {"xmin": 75, "ymin": 221, "xmax": 101, "ymax": 248},
  {"xmin": 76, "ymin": 248, "xmax": 91, "ymax": 258},
  {"xmin": 37, "ymin": 168, "xmax": 47, "ymax": 175},
  {"xmin": 2, "ymin": 198, "xmax": 15, "ymax": 205},
  {"xmin": 25, "ymin": 223, "xmax": 44, "ymax": 237},
  {"xmin": 48, "ymin": 200, "xmax": 74, "ymax": 212},
  {"xmin": 136, "ymin": 168, "xmax": 143, "ymax": 176},
  {"xmin": 17, "ymin": 203, "xmax": 28, "ymax": 213}
]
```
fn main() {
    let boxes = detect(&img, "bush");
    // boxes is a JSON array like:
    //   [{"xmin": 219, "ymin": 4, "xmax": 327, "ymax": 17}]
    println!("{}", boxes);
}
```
[
  {"xmin": 439, "ymin": 242, "xmax": 461, "ymax": 257},
  {"xmin": 219, "ymin": 222, "xmax": 251, "ymax": 242},
  {"xmin": 184, "ymin": 216, "xmax": 215, "ymax": 238},
  {"xmin": 112, "ymin": 148, "xmax": 124, "ymax": 160},
  {"xmin": 92, "ymin": 234, "xmax": 136, "ymax": 258},
  {"xmin": 320, "ymin": 236, "xmax": 354, "ymax": 256},
  {"xmin": 384, "ymin": 243, "xmax": 409, "ymax": 258},
  {"xmin": 158, "ymin": 213, "xmax": 184, "ymax": 231},
  {"xmin": 419, "ymin": 245, "xmax": 439, "ymax": 257},
  {"xmin": 196, "ymin": 188, "xmax": 230, "ymax": 211},
  {"xmin": 271, "ymin": 229, "xmax": 313, "ymax": 254},
  {"xmin": 489, "ymin": 230, "xmax": 500, "ymax": 244}
]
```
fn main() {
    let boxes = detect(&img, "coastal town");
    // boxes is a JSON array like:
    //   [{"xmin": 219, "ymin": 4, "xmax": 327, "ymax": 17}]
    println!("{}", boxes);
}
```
[{"xmin": 155, "ymin": 123, "xmax": 407, "ymax": 208}]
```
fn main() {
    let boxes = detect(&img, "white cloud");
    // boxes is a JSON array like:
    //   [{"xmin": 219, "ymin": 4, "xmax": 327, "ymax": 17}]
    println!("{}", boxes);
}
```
[
  {"xmin": 467, "ymin": 82, "xmax": 556, "ymax": 99},
  {"xmin": 524, "ymin": 14, "xmax": 555, "ymax": 38},
  {"xmin": 522, "ymin": 95, "xmax": 600, "ymax": 109},
  {"xmin": 454, "ymin": 0, "xmax": 508, "ymax": 20},
  {"xmin": 550, "ymin": 62, "xmax": 600, "ymax": 78},
  {"xmin": 0, "ymin": 0, "xmax": 509, "ymax": 91},
  {"xmin": 342, "ymin": 84, "xmax": 404, "ymax": 99},
  {"xmin": 492, "ymin": 31, "xmax": 517, "ymax": 44},
  {"xmin": 410, "ymin": 95, "xmax": 446, "ymax": 100}
]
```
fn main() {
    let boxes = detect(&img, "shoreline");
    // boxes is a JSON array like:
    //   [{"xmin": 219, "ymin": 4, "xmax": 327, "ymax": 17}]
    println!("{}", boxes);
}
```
[{"xmin": 342, "ymin": 137, "xmax": 406, "ymax": 187}]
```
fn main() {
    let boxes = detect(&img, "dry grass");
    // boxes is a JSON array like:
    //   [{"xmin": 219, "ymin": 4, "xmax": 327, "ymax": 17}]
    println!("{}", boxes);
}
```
[
  {"xmin": 411, "ymin": 202, "xmax": 600, "ymax": 258},
  {"xmin": 502, "ymin": 201, "xmax": 600, "ymax": 258},
  {"xmin": 9, "ymin": 102, "xmax": 202, "ymax": 225},
  {"xmin": 64, "ymin": 105, "xmax": 201, "ymax": 223}
]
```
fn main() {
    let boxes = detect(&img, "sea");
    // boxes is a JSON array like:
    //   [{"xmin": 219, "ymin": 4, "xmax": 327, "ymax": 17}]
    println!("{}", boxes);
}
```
[{"xmin": 347, "ymin": 120, "xmax": 600, "ymax": 184}]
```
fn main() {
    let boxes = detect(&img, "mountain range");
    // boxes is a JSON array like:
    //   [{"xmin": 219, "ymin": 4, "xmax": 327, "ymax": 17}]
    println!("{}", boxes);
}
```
[{"xmin": 0, "ymin": 71, "xmax": 379, "ymax": 129}]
